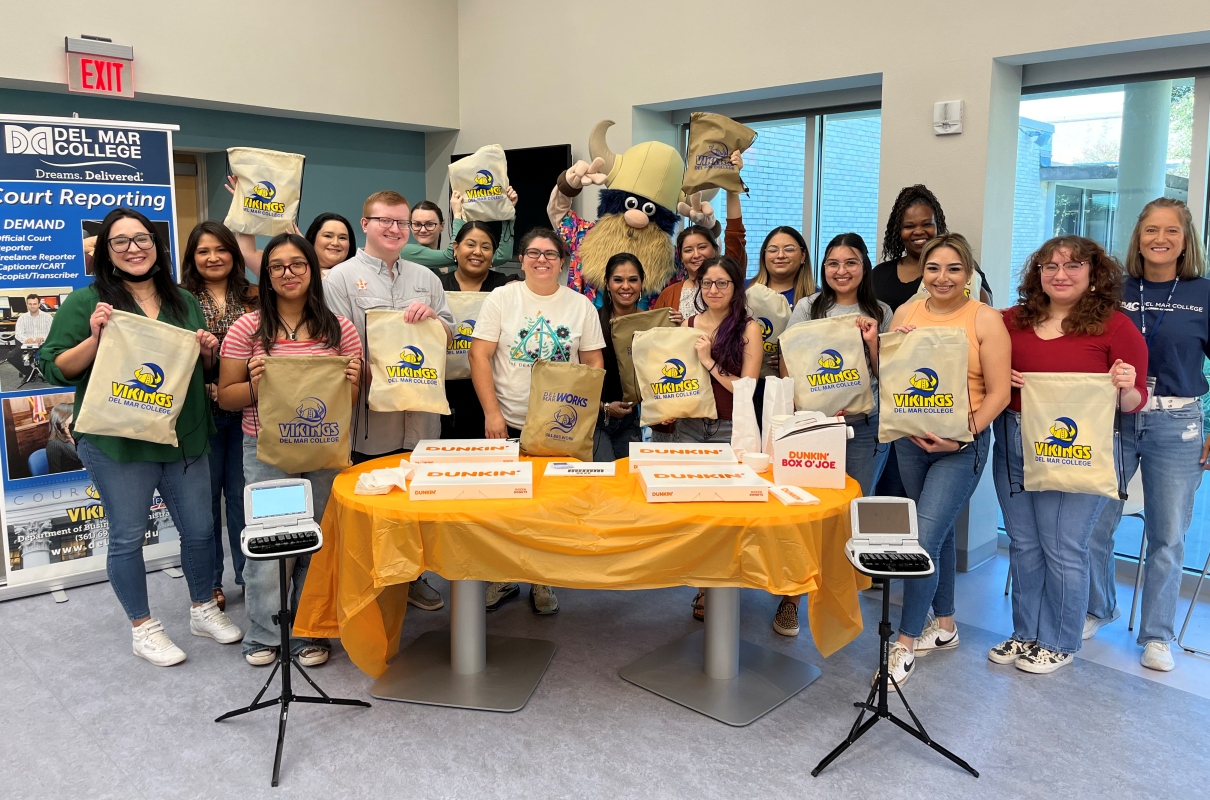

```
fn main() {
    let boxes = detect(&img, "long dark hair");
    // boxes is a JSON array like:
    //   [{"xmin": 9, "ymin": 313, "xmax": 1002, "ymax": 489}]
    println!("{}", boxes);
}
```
[
  {"xmin": 256, "ymin": 234, "xmax": 343, "ymax": 354},
  {"xmin": 695, "ymin": 255, "xmax": 750, "ymax": 377},
  {"xmin": 813, "ymin": 233, "xmax": 886, "ymax": 328},
  {"xmin": 601, "ymin": 252, "xmax": 645, "ymax": 319},
  {"xmin": 91, "ymin": 207, "xmax": 188, "ymax": 322},
  {"xmin": 180, "ymin": 221, "xmax": 253, "ymax": 309},
  {"xmin": 881, "ymin": 185, "xmax": 947, "ymax": 263},
  {"xmin": 675, "ymin": 224, "xmax": 719, "ymax": 280},
  {"xmin": 753, "ymin": 225, "xmax": 814, "ymax": 305},
  {"xmin": 304, "ymin": 212, "xmax": 358, "ymax": 261}
]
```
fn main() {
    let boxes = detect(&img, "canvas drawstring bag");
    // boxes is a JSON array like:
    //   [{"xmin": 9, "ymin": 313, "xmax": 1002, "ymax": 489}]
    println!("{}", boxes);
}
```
[
  {"xmin": 1020, "ymin": 372, "xmax": 1121, "ymax": 497},
  {"xmin": 448, "ymin": 144, "xmax": 514, "ymax": 222},
  {"xmin": 256, "ymin": 356, "xmax": 353, "ymax": 473},
  {"xmin": 632, "ymin": 327, "xmax": 718, "ymax": 427},
  {"xmin": 681, "ymin": 112, "xmax": 757, "ymax": 196},
  {"xmin": 365, "ymin": 312, "xmax": 450, "ymax": 414},
  {"xmin": 746, "ymin": 283, "xmax": 792, "ymax": 379},
  {"xmin": 223, "ymin": 147, "xmax": 306, "ymax": 236},
  {"xmin": 445, "ymin": 292, "xmax": 490, "ymax": 380},
  {"xmin": 877, "ymin": 327, "xmax": 973, "ymax": 443},
  {"xmin": 610, "ymin": 308, "xmax": 678, "ymax": 405},
  {"xmin": 779, "ymin": 315, "xmax": 873, "ymax": 417},
  {"xmin": 519, "ymin": 360, "xmax": 605, "ymax": 462}
]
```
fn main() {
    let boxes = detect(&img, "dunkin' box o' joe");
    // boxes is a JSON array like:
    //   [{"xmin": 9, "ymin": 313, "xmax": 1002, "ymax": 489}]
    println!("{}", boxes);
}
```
[
  {"xmin": 410, "ymin": 439, "xmax": 519, "ymax": 463},
  {"xmin": 627, "ymin": 442, "xmax": 738, "ymax": 474},
  {"xmin": 772, "ymin": 414, "xmax": 852, "ymax": 490}
]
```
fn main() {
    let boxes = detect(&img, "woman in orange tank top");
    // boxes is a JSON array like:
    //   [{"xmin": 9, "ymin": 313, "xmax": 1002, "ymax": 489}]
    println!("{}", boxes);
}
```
[{"xmin": 878, "ymin": 234, "xmax": 1012, "ymax": 688}]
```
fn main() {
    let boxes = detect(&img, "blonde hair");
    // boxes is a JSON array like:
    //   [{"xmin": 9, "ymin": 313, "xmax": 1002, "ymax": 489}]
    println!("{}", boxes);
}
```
[
  {"xmin": 362, "ymin": 190, "xmax": 410, "ymax": 219},
  {"xmin": 919, "ymin": 233, "xmax": 975, "ymax": 278},
  {"xmin": 1124, "ymin": 197, "xmax": 1206, "ymax": 279}
]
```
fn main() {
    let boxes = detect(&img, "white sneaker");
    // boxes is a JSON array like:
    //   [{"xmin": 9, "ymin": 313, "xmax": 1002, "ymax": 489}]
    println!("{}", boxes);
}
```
[
  {"xmin": 1082, "ymin": 608, "xmax": 1120, "ymax": 640},
  {"xmin": 298, "ymin": 646, "xmax": 329, "ymax": 667},
  {"xmin": 1141, "ymin": 642, "xmax": 1175, "ymax": 672},
  {"xmin": 132, "ymin": 618, "xmax": 186, "ymax": 667},
  {"xmin": 190, "ymin": 599, "xmax": 244, "ymax": 644},
  {"xmin": 245, "ymin": 648, "xmax": 277, "ymax": 666},
  {"xmin": 872, "ymin": 642, "xmax": 914, "ymax": 687},
  {"xmin": 1015, "ymin": 645, "xmax": 1073, "ymax": 674},
  {"xmin": 988, "ymin": 638, "xmax": 1034, "ymax": 665},
  {"xmin": 913, "ymin": 615, "xmax": 959, "ymax": 656}
]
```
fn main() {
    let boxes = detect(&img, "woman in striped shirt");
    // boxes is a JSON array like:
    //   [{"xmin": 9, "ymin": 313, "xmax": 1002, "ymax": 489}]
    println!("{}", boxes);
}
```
[{"xmin": 218, "ymin": 233, "xmax": 362, "ymax": 668}]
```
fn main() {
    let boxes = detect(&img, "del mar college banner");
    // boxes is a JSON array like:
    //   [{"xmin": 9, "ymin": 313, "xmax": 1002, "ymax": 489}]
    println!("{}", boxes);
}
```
[{"xmin": 0, "ymin": 115, "xmax": 181, "ymax": 594}]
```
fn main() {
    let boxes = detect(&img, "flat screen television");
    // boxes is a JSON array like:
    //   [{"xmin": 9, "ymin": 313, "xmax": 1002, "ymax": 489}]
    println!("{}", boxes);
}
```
[{"xmin": 450, "ymin": 144, "xmax": 572, "ymax": 263}]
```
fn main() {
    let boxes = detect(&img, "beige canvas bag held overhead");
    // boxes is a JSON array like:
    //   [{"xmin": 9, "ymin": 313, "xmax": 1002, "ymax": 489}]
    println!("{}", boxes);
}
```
[
  {"xmin": 520, "ymin": 360, "xmax": 606, "ymax": 462},
  {"xmin": 877, "ymin": 327, "xmax": 973, "ymax": 443},
  {"xmin": 256, "ymin": 356, "xmax": 353, "ymax": 473},
  {"xmin": 223, "ymin": 147, "xmax": 306, "ymax": 236},
  {"xmin": 445, "ymin": 292, "xmax": 490, "ymax": 380},
  {"xmin": 632, "ymin": 327, "xmax": 718, "ymax": 427},
  {"xmin": 74, "ymin": 310, "xmax": 200, "ymax": 447},
  {"xmin": 365, "ymin": 312, "xmax": 450, "ymax": 414},
  {"xmin": 610, "ymin": 308, "xmax": 678, "ymax": 405},
  {"xmin": 1020, "ymin": 372, "xmax": 1120, "ymax": 497},
  {"xmin": 448, "ymin": 144, "xmax": 514, "ymax": 223},
  {"xmin": 681, "ymin": 112, "xmax": 757, "ymax": 196},
  {"xmin": 746, "ymin": 283, "xmax": 793, "ymax": 379},
  {"xmin": 779, "ymin": 314, "xmax": 874, "ymax": 417}
]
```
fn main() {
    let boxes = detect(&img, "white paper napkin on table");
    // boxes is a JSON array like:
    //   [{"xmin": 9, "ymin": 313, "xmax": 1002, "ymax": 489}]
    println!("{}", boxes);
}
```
[{"xmin": 354, "ymin": 461, "xmax": 414, "ymax": 495}]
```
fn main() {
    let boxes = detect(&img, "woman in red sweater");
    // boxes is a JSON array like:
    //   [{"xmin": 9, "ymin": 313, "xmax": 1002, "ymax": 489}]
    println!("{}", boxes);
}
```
[{"xmin": 991, "ymin": 235, "xmax": 1147, "ymax": 675}]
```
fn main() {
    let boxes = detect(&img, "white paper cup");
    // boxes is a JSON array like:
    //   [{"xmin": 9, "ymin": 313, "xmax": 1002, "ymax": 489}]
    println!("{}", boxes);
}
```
[{"xmin": 743, "ymin": 452, "xmax": 771, "ymax": 472}]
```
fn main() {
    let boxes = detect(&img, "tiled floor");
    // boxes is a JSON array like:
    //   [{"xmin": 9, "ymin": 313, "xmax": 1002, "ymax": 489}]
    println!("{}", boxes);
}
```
[{"xmin": 0, "ymin": 552, "xmax": 1207, "ymax": 800}]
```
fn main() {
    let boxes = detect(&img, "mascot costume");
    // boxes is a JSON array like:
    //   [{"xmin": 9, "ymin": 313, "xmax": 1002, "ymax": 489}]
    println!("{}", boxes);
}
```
[{"xmin": 548, "ymin": 120, "xmax": 724, "ymax": 305}]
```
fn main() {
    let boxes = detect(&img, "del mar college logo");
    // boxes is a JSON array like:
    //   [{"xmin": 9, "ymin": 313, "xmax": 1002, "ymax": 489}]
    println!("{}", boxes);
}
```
[
  {"xmin": 278, "ymin": 397, "xmax": 341, "ymax": 444},
  {"xmin": 650, "ymin": 359, "xmax": 701, "ymax": 399},
  {"xmin": 540, "ymin": 390, "xmax": 588, "ymax": 442},
  {"xmin": 805, "ymin": 350, "xmax": 862, "ymax": 393},
  {"xmin": 449, "ymin": 319, "xmax": 475, "ymax": 353},
  {"xmin": 243, "ymin": 180, "xmax": 286, "ymax": 218},
  {"xmin": 386, "ymin": 346, "xmax": 439, "ymax": 385},
  {"xmin": 110, "ymin": 363, "xmax": 173, "ymax": 414},
  {"xmin": 694, "ymin": 141, "xmax": 734, "ymax": 171},
  {"xmin": 1034, "ymin": 417, "xmax": 1092, "ymax": 464},
  {"xmin": 758, "ymin": 317, "xmax": 777, "ymax": 354},
  {"xmin": 465, "ymin": 169, "xmax": 503, "ymax": 202},
  {"xmin": 892, "ymin": 367, "xmax": 954, "ymax": 412}
]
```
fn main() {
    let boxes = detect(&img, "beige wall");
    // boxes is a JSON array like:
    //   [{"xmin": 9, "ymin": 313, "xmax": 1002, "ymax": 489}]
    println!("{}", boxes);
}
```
[{"xmin": 0, "ymin": 0, "xmax": 460, "ymax": 131}]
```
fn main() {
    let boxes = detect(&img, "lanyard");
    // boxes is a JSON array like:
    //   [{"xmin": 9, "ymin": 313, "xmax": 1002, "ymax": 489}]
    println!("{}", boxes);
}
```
[{"xmin": 1138, "ymin": 278, "xmax": 1179, "ymax": 348}]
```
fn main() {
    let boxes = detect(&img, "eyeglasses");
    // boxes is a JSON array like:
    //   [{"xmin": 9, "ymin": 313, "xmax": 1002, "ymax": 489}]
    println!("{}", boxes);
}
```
[
  {"xmin": 823, "ymin": 259, "xmax": 862, "ymax": 271},
  {"xmin": 409, "ymin": 221, "xmax": 439, "ymax": 232},
  {"xmin": 523, "ymin": 248, "xmax": 561, "ymax": 261},
  {"xmin": 764, "ymin": 245, "xmax": 801, "ymax": 256},
  {"xmin": 367, "ymin": 217, "xmax": 410, "ymax": 230},
  {"xmin": 108, "ymin": 233, "xmax": 155, "ymax": 251},
  {"xmin": 267, "ymin": 261, "xmax": 310, "ymax": 278},
  {"xmin": 701, "ymin": 279, "xmax": 733, "ymax": 291},
  {"xmin": 1038, "ymin": 261, "xmax": 1088, "ymax": 275}
]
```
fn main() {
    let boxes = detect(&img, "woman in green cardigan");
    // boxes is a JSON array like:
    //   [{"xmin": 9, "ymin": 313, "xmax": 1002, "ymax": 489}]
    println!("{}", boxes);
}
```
[{"xmin": 40, "ymin": 207, "xmax": 243, "ymax": 667}]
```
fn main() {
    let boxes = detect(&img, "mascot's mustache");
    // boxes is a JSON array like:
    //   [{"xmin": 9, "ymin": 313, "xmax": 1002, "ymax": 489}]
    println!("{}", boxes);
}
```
[{"xmin": 578, "ymin": 213, "xmax": 675, "ymax": 294}]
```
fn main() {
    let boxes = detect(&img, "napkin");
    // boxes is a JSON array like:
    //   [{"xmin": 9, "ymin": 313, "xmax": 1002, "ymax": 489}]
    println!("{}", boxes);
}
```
[{"xmin": 354, "ymin": 462, "xmax": 414, "ymax": 495}]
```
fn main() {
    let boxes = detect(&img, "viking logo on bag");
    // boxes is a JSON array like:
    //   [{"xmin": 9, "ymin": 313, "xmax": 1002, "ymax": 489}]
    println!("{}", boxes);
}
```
[
  {"xmin": 110, "ymin": 362, "xmax": 174, "ymax": 412},
  {"xmin": 465, "ymin": 169, "xmax": 503, "ymax": 202},
  {"xmin": 892, "ymin": 368, "xmax": 954, "ymax": 411},
  {"xmin": 805, "ymin": 350, "xmax": 862, "ymax": 391},
  {"xmin": 650, "ymin": 359, "xmax": 701, "ymax": 398},
  {"xmin": 385, "ymin": 346, "xmax": 440, "ymax": 385},
  {"xmin": 277, "ymin": 397, "xmax": 341, "ymax": 443},
  {"xmin": 450, "ymin": 320, "xmax": 476, "ymax": 353},
  {"xmin": 758, "ymin": 317, "xmax": 777, "ymax": 354},
  {"xmin": 243, "ymin": 180, "xmax": 286, "ymax": 217},
  {"xmin": 694, "ymin": 142, "xmax": 734, "ymax": 171},
  {"xmin": 1033, "ymin": 417, "xmax": 1093, "ymax": 464}
]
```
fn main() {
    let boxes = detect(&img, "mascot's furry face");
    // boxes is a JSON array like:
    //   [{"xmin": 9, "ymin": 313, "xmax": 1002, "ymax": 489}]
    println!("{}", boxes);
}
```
[{"xmin": 577, "ymin": 189, "xmax": 679, "ymax": 294}]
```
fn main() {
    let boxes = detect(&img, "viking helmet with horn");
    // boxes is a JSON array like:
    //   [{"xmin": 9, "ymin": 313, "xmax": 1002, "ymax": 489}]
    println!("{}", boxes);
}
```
[{"xmin": 589, "ymin": 120, "xmax": 685, "ymax": 214}]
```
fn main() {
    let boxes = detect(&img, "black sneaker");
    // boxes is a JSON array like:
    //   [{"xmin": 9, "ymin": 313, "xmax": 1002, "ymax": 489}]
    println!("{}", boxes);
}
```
[{"xmin": 1015, "ymin": 644, "xmax": 1072, "ymax": 674}]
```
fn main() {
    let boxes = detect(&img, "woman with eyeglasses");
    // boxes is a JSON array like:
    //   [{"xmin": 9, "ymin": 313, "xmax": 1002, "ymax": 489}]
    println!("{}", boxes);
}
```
[
  {"xmin": 180, "ymin": 221, "xmax": 258, "ymax": 611},
  {"xmin": 991, "ymin": 236, "xmax": 1146, "ymax": 675},
  {"xmin": 594, "ymin": 253, "xmax": 647, "ymax": 460},
  {"xmin": 470, "ymin": 228, "xmax": 606, "ymax": 615},
  {"xmin": 879, "ymin": 233, "xmax": 1011, "ymax": 688},
  {"xmin": 439, "ymin": 221, "xmax": 519, "ymax": 439},
  {"xmin": 218, "ymin": 233, "xmax": 362, "ymax": 668},
  {"xmin": 400, "ymin": 190, "xmax": 518, "ymax": 270},
  {"xmin": 1086, "ymin": 198, "xmax": 1210, "ymax": 673},
  {"xmin": 41, "ymin": 207, "xmax": 243, "ymax": 667},
  {"xmin": 749, "ymin": 226, "xmax": 815, "ymax": 307},
  {"xmin": 653, "ymin": 188, "xmax": 747, "ymax": 324}
]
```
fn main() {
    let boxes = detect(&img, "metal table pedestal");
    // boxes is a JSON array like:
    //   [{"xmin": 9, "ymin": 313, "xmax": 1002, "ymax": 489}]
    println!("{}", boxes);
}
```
[
  {"xmin": 370, "ymin": 580, "xmax": 556, "ymax": 712},
  {"xmin": 619, "ymin": 587, "xmax": 821, "ymax": 726}
]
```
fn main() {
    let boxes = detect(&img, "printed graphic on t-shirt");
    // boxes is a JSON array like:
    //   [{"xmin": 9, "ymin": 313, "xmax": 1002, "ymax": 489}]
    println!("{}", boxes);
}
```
[
  {"xmin": 1120, "ymin": 300, "xmax": 1207, "ymax": 314},
  {"xmin": 509, "ymin": 313, "xmax": 572, "ymax": 363}
]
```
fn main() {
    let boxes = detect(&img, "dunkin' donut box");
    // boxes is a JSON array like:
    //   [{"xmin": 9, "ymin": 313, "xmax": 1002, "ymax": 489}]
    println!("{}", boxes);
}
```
[
  {"xmin": 637, "ymin": 464, "xmax": 769, "ymax": 503},
  {"xmin": 411, "ymin": 439, "xmax": 519, "ymax": 463},
  {"xmin": 408, "ymin": 461, "xmax": 533, "ymax": 501},
  {"xmin": 627, "ymin": 442, "xmax": 738, "ymax": 474}
]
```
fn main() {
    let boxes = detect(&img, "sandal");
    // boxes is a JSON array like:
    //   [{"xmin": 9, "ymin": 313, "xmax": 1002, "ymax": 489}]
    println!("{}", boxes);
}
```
[
  {"xmin": 692, "ymin": 590, "xmax": 705, "ymax": 622},
  {"xmin": 212, "ymin": 587, "xmax": 226, "ymax": 612}
]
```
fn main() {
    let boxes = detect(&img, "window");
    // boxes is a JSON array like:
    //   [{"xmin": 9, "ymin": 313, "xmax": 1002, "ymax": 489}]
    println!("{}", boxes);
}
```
[{"xmin": 816, "ymin": 110, "xmax": 883, "ymax": 262}]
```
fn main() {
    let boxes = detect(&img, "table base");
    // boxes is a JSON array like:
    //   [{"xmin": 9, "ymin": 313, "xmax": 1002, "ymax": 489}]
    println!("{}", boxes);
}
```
[
  {"xmin": 369, "ymin": 630, "xmax": 555, "ymax": 712},
  {"xmin": 619, "ymin": 629, "xmax": 822, "ymax": 727}
]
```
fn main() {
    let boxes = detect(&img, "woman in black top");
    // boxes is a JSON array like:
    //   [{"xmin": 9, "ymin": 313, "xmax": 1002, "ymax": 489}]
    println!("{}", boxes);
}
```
[
  {"xmin": 45, "ymin": 402, "xmax": 83, "ymax": 473},
  {"xmin": 593, "ymin": 253, "xmax": 653, "ymax": 460},
  {"xmin": 440, "ymin": 222, "xmax": 518, "ymax": 438},
  {"xmin": 871, "ymin": 185, "xmax": 945, "ymax": 310}
]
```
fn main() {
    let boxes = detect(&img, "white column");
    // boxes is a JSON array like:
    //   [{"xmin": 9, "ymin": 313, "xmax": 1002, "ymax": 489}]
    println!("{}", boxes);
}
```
[{"xmin": 1112, "ymin": 81, "xmax": 1172, "ymax": 259}]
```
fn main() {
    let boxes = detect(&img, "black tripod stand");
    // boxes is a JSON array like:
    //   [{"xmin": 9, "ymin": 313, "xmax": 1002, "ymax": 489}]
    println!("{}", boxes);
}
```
[
  {"xmin": 812, "ymin": 575, "xmax": 978, "ymax": 778},
  {"xmin": 216, "ymin": 556, "xmax": 371, "ymax": 787}
]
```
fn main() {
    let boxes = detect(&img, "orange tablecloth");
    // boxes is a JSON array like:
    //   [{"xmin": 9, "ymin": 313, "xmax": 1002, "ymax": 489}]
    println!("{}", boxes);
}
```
[{"xmin": 296, "ymin": 456, "xmax": 868, "ymax": 677}]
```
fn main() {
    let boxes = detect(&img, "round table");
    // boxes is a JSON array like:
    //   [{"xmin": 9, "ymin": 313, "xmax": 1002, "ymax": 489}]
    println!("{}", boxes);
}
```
[{"xmin": 295, "ymin": 455, "xmax": 865, "ymax": 726}]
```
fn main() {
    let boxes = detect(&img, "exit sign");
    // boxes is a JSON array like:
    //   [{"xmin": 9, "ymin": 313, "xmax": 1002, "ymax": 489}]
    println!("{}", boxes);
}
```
[{"xmin": 65, "ymin": 37, "xmax": 134, "ymax": 98}]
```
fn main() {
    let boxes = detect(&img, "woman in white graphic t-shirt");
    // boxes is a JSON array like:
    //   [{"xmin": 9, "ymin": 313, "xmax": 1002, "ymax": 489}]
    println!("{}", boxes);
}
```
[{"xmin": 469, "ymin": 228, "xmax": 606, "ymax": 615}]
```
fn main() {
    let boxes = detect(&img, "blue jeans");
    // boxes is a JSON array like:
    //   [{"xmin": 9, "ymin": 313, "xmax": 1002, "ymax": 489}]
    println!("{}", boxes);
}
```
[
  {"xmin": 894, "ymin": 427, "xmax": 991, "ymax": 638},
  {"xmin": 993, "ymin": 411, "xmax": 1109, "ymax": 654},
  {"xmin": 673, "ymin": 417, "xmax": 733, "ymax": 443},
  {"xmin": 77, "ymin": 438, "xmax": 214, "ymax": 621},
  {"xmin": 1088, "ymin": 404, "xmax": 1204, "ymax": 644},
  {"xmin": 593, "ymin": 407, "xmax": 641, "ymax": 461},
  {"xmin": 845, "ymin": 413, "xmax": 890, "ymax": 497},
  {"xmin": 209, "ymin": 415, "xmax": 246, "ymax": 589},
  {"xmin": 240, "ymin": 435, "xmax": 334, "ymax": 656}
]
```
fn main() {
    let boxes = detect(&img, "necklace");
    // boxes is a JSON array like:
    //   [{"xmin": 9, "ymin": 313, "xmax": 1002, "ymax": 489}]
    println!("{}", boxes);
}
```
[
  {"xmin": 924, "ymin": 297, "xmax": 966, "ymax": 317},
  {"xmin": 281, "ymin": 318, "xmax": 301, "ymax": 341}
]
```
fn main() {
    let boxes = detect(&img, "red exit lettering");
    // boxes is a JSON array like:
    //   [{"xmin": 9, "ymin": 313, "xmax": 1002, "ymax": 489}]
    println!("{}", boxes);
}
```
[{"xmin": 81, "ymin": 59, "xmax": 125, "ymax": 93}]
